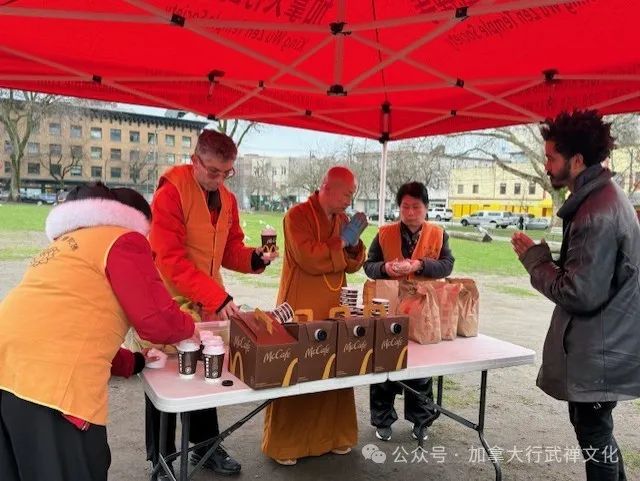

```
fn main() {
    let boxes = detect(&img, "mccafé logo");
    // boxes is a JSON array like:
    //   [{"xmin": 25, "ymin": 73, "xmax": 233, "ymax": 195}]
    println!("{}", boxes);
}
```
[
  {"xmin": 233, "ymin": 336, "xmax": 252, "ymax": 354},
  {"xmin": 344, "ymin": 339, "xmax": 367, "ymax": 353},
  {"xmin": 381, "ymin": 337, "xmax": 405, "ymax": 350},
  {"xmin": 305, "ymin": 344, "xmax": 331, "ymax": 359},
  {"xmin": 263, "ymin": 349, "xmax": 292, "ymax": 363}
]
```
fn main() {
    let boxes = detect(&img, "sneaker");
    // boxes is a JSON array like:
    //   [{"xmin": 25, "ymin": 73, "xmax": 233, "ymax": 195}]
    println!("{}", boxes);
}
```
[
  {"xmin": 411, "ymin": 424, "xmax": 429, "ymax": 441},
  {"xmin": 331, "ymin": 447, "xmax": 351, "ymax": 455},
  {"xmin": 375, "ymin": 427, "xmax": 392, "ymax": 441},
  {"xmin": 190, "ymin": 445, "xmax": 241, "ymax": 476},
  {"xmin": 275, "ymin": 458, "xmax": 297, "ymax": 466}
]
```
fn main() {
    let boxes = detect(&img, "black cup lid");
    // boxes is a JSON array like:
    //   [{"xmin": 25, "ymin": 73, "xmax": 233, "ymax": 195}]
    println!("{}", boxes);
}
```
[
  {"xmin": 390, "ymin": 322, "xmax": 402, "ymax": 334},
  {"xmin": 314, "ymin": 329, "xmax": 327, "ymax": 341},
  {"xmin": 354, "ymin": 325, "xmax": 365, "ymax": 337}
]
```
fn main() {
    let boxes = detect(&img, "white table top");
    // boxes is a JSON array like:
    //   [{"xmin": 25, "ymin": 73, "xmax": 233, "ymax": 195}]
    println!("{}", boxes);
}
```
[{"xmin": 141, "ymin": 334, "xmax": 535, "ymax": 413}]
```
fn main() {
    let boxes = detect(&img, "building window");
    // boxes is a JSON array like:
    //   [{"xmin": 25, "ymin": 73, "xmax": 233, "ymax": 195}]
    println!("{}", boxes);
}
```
[
  {"xmin": 457, "ymin": 184, "xmax": 464, "ymax": 194},
  {"xmin": 49, "ymin": 144, "xmax": 62, "ymax": 156},
  {"xmin": 182, "ymin": 153, "xmax": 190, "ymax": 164},
  {"xmin": 69, "ymin": 146, "xmax": 83, "ymax": 161},
  {"xmin": 4, "ymin": 140, "xmax": 12, "ymax": 153},
  {"xmin": 130, "ymin": 150, "xmax": 140, "ymax": 162},
  {"xmin": 4, "ymin": 161, "xmax": 11, "ymax": 173},
  {"xmin": 110, "ymin": 167, "xmax": 122, "ymax": 179},
  {"xmin": 110, "ymin": 128, "xmax": 121, "ymax": 142},
  {"xmin": 91, "ymin": 146, "xmax": 102, "ymax": 160},
  {"xmin": 165, "ymin": 134, "xmax": 175, "ymax": 147},
  {"xmin": 50, "ymin": 164, "xmax": 61, "ymax": 176},
  {"xmin": 148, "ymin": 132, "xmax": 157, "ymax": 144},
  {"xmin": 281, "ymin": 166, "xmax": 287, "ymax": 175},
  {"xmin": 110, "ymin": 148, "xmax": 121, "ymax": 161},
  {"xmin": 70, "ymin": 125, "xmax": 82, "ymax": 138},
  {"xmin": 166, "ymin": 153, "xmax": 175, "ymax": 164},
  {"xmin": 499, "ymin": 183, "xmax": 507, "ymax": 195},
  {"xmin": 472, "ymin": 184, "xmax": 479, "ymax": 194},
  {"xmin": 528, "ymin": 183, "xmax": 536, "ymax": 195},
  {"xmin": 71, "ymin": 165, "xmax": 82, "ymax": 177},
  {"xmin": 49, "ymin": 123, "xmax": 61, "ymax": 136},
  {"xmin": 27, "ymin": 163, "xmax": 40, "ymax": 175},
  {"xmin": 129, "ymin": 131, "xmax": 140, "ymax": 143},
  {"xmin": 90, "ymin": 127, "xmax": 102, "ymax": 140},
  {"xmin": 182, "ymin": 136, "xmax": 191, "ymax": 148},
  {"xmin": 91, "ymin": 166, "xmax": 102, "ymax": 178},
  {"xmin": 514, "ymin": 183, "xmax": 521, "ymax": 195},
  {"xmin": 27, "ymin": 142, "xmax": 40, "ymax": 154}
]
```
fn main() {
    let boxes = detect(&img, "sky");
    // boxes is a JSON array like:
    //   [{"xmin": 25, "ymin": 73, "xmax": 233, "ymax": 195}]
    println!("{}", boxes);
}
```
[{"xmin": 115, "ymin": 102, "xmax": 375, "ymax": 158}]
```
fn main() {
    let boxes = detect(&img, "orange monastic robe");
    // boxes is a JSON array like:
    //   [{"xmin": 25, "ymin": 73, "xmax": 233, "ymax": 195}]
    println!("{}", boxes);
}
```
[{"xmin": 262, "ymin": 192, "xmax": 366, "ymax": 460}]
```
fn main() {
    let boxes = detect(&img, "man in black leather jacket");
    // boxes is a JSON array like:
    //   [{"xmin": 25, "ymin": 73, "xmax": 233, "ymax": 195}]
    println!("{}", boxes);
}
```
[{"xmin": 512, "ymin": 110, "xmax": 639, "ymax": 481}]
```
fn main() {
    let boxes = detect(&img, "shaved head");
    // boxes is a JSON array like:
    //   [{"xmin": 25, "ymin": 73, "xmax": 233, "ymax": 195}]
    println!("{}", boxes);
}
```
[
  {"xmin": 321, "ymin": 166, "xmax": 356, "ymax": 189},
  {"xmin": 318, "ymin": 166, "xmax": 357, "ymax": 215}
]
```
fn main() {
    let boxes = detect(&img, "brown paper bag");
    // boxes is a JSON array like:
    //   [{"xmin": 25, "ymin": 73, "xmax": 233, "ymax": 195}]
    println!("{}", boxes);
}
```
[
  {"xmin": 363, "ymin": 279, "xmax": 400, "ymax": 314},
  {"xmin": 447, "ymin": 278, "xmax": 480, "ymax": 337},
  {"xmin": 398, "ymin": 280, "xmax": 441, "ymax": 344},
  {"xmin": 432, "ymin": 282, "xmax": 462, "ymax": 340}
]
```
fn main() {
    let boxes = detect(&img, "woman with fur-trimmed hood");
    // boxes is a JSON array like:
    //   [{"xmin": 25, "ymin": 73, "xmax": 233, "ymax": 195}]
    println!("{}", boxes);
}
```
[{"xmin": 0, "ymin": 183, "xmax": 196, "ymax": 481}]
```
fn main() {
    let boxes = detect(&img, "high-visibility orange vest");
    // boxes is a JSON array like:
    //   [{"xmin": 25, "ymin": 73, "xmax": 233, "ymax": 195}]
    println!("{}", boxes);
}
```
[
  {"xmin": 0, "ymin": 226, "xmax": 131, "ymax": 425},
  {"xmin": 151, "ymin": 165, "xmax": 233, "ymax": 293},
  {"xmin": 378, "ymin": 221, "xmax": 443, "ymax": 280}
]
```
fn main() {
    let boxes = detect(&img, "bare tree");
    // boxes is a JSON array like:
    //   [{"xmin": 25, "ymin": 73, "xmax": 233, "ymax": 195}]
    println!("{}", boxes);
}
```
[
  {"xmin": 0, "ymin": 90, "xmax": 59, "ymax": 200},
  {"xmin": 127, "ymin": 148, "xmax": 158, "ymax": 190},
  {"xmin": 288, "ymin": 152, "xmax": 337, "ymax": 195},
  {"xmin": 213, "ymin": 119, "xmax": 260, "ymax": 148},
  {"xmin": 246, "ymin": 157, "xmax": 274, "ymax": 210},
  {"xmin": 385, "ymin": 139, "xmax": 449, "ymax": 196},
  {"xmin": 448, "ymin": 114, "xmax": 640, "ymax": 223},
  {"xmin": 608, "ymin": 114, "xmax": 640, "ymax": 199}
]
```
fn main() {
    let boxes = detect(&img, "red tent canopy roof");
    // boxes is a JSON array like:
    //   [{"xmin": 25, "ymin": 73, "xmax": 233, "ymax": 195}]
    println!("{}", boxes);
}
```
[{"xmin": 1, "ymin": 0, "xmax": 638, "ymax": 139}]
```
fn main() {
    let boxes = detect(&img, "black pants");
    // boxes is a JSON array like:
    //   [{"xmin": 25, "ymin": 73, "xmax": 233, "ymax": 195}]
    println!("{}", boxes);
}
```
[
  {"xmin": 370, "ymin": 378, "xmax": 436, "ymax": 429},
  {"xmin": 568, "ymin": 401, "xmax": 627, "ymax": 481},
  {"xmin": 0, "ymin": 390, "xmax": 110, "ymax": 481},
  {"xmin": 145, "ymin": 395, "xmax": 220, "ymax": 464}
]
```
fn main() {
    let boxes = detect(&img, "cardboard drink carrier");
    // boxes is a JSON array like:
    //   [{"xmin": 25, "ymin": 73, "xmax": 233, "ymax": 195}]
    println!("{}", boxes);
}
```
[
  {"xmin": 370, "ymin": 305, "xmax": 409, "ymax": 373},
  {"xmin": 283, "ymin": 309, "xmax": 338, "ymax": 383},
  {"xmin": 228, "ymin": 309, "xmax": 299, "ymax": 389},
  {"xmin": 328, "ymin": 306, "xmax": 376, "ymax": 377}
]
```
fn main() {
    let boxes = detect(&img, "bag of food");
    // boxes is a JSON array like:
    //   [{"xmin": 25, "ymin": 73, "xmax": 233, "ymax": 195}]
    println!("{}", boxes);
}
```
[
  {"xmin": 398, "ymin": 280, "xmax": 441, "ymax": 344},
  {"xmin": 431, "ymin": 282, "xmax": 462, "ymax": 340},
  {"xmin": 446, "ymin": 278, "xmax": 480, "ymax": 337},
  {"xmin": 363, "ymin": 279, "xmax": 400, "ymax": 314}
]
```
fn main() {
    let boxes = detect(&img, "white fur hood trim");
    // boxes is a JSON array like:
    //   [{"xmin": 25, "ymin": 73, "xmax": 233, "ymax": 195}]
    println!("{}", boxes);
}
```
[{"xmin": 45, "ymin": 198, "xmax": 150, "ymax": 241}]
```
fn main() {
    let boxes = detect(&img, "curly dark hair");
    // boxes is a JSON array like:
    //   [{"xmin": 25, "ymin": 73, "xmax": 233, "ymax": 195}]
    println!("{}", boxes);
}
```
[
  {"xmin": 396, "ymin": 181, "xmax": 429, "ymax": 206},
  {"xmin": 540, "ymin": 110, "xmax": 615, "ymax": 167}
]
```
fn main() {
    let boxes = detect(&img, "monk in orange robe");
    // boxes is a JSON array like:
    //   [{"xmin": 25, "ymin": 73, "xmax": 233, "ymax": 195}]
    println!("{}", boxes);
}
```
[{"xmin": 262, "ymin": 166, "xmax": 367, "ymax": 465}]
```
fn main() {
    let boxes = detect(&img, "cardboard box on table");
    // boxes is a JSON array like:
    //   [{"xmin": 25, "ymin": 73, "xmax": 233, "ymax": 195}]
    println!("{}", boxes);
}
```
[
  {"xmin": 328, "ymin": 306, "xmax": 375, "ymax": 377},
  {"xmin": 370, "ymin": 307, "xmax": 409, "ymax": 373},
  {"xmin": 283, "ymin": 309, "xmax": 338, "ymax": 383},
  {"xmin": 228, "ymin": 310, "xmax": 299, "ymax": 389}
]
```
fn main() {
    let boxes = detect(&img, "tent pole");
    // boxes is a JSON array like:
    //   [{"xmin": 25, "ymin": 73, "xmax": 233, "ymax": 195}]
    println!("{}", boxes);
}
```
[{"xmin": 378, "ymin": 141, "xmax": 388, "ymax": 228}]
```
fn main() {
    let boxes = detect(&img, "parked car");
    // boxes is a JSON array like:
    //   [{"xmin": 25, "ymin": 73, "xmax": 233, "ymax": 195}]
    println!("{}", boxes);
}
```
[
  {"xmin": 460, "ymin": 210, "xmax": 512, "ymax": 228},
  {"xmin": 524, "ymin": 215, "xmax": 551, "ymax": 230},
  {"xmin": 368, "ymin": 210, "xmax": 398, "ymax": 222},
  {"xmin": 19, "ymin": 192, "xmax": 56, "ymax": 205},
  {"xmin": 427, "ymin": 207, "xmax": 453, "ymax": 222}
]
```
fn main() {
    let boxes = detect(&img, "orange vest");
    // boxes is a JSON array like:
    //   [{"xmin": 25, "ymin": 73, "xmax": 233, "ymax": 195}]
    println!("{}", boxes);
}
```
[
  {"xmin": 378, "ymin": 221, "xmax": 444, "ymax": 280},
  {"xmin": 0, "ymin": 226, "xmax": 131, "ymax": 425},
  {"xmin": 151, "ymin": 165, "xmax": 233, "ymax": 293}
]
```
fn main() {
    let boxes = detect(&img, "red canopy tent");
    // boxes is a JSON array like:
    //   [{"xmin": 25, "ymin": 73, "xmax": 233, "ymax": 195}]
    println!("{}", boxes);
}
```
[{"xmin": 1, "ymin": 0, "xmax": 639, "ymax": 218}]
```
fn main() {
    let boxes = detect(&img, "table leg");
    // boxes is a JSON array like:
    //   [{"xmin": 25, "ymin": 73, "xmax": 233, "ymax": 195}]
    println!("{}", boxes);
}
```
[
  {"xmin": 151, "ymin": 411, "xmax": 176, "ymax": 481},
  {"xmin": 179, "ymin": 412, "xmax": 190, "ymax": 481},
  {"xmin": 397, "ymin": 370, "xmax": 502, "ymax": 481}
]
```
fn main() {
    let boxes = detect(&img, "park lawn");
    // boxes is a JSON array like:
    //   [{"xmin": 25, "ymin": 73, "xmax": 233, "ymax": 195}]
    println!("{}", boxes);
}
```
[
  {"xmin": 0, "ymin": 203, "xmax": 51, "ymax": 231},
  {"xmin": 0, "ymin": 204, "xmax": 528, "ymax": 278}
]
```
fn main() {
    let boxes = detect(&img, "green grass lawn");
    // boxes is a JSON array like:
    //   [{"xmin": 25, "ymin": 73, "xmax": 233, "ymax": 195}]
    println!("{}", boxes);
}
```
[
  {"xmin": 0, "ymin": 204, "xmax": 528, "ymax": 279},
  {"xmin": 0, "ymin": 203, "xmax": 51, "ymax": 231}
]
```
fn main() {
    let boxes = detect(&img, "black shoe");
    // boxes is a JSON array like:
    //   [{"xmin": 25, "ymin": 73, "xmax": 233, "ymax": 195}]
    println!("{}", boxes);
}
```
[
  {"xmin": 191, "ymin": 445, "xmax": 241, "ymax": 476},
  {"xmin": 411, "ymin": 424, "xmax": 429, "ymax": 441},
  {"xmin": 375, "ymin": 426, "xmax": 392, "ymax": 441}
]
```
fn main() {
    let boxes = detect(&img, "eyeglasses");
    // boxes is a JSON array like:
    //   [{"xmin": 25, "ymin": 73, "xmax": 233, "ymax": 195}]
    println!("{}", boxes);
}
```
[{"xmin": 194, "ymin": 154, "xmax": 235, "ymax": 179}]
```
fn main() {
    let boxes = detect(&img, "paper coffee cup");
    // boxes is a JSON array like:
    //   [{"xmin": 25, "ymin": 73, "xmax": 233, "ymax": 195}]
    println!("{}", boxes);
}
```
[
  {"xmin": 261, "ymin": 226, "xmax": 277, "ymax": 253},
  {"xmin": 177, "ymin": 339, "xmax": 200, "ymax": 378},
  {"xmin": 203, "ymin": 343, "xmax": 225, "ymax": 383}
]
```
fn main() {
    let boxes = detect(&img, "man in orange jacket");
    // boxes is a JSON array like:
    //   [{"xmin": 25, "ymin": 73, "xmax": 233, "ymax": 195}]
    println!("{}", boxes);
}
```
[{"xmin": 146, "ymin": 130, "xmax": 276, "ymax": 476}]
